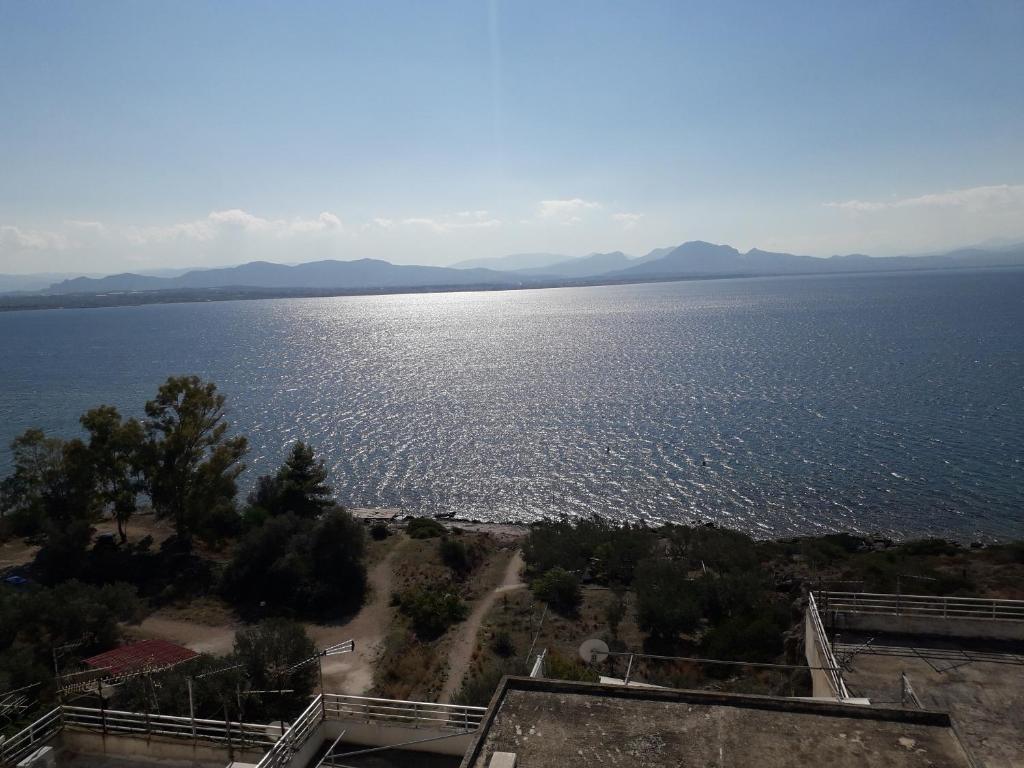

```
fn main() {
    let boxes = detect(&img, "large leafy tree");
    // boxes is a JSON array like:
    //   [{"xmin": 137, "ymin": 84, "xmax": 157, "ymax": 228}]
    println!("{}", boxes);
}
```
[
  {"xmin": 0, "ymin": 429, "xmax": 98, "ymax": 536},
  {"xmin": 142, "ymin": 376, "xmax": 247, "ymax": 540},
  {"xmin": 81, "ymin": 406, "xmax": 145, "ymax": 542}
]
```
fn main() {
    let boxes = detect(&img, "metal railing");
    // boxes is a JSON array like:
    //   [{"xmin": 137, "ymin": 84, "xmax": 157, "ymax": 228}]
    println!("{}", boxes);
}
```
[
  {"xmin": 3, "ymin": 693, "xmax": 486, "ymax": 768},
  {"xmin": 807, "ymin": 592, "xmax": 851, "ymax": 699},
  {"xmin": 62, "ymin": 705, "xmax": 277, "ymax": 747},
  {"xmin": 254, "ymin": 695, "xmax": 324, "ymax": 768},
  {"xmin": 820, "ymin": 591, "xmax": 1024, "ymax": 621},
  {"xmin": 0, "ymin": 708, "xmax": 62, "ymax": 767},
  {"xmin": 322, "ymin": 694, "xmax": 485, "ymax": 732}
]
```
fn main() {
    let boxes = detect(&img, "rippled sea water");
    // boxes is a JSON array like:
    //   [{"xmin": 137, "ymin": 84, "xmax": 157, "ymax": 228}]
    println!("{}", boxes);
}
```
[{"xmin": 1, "ymin": 269, "xmax": 1022, "ymax": 539}]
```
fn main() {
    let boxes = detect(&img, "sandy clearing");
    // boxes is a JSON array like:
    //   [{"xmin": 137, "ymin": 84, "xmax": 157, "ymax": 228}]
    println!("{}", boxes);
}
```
[{"xmin": 438, "ymin": 549, "xmax": 525, "ymax": 703}]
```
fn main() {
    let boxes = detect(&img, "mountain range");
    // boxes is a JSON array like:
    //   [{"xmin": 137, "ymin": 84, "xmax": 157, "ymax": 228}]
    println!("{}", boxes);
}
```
[{"xmin": 4, "ymin": 241, "xmax": 1024, "ymax": 303}]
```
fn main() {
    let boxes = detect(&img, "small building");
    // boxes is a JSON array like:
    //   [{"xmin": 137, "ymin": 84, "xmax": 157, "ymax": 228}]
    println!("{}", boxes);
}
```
[{"xmin": 349, "ymin": 508, "xmax": 402, "ymax": 525}]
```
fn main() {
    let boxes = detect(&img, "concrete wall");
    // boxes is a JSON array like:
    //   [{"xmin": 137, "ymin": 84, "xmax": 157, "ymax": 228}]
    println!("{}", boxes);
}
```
[
  {"xmin": 60, "ymin": 729, "xmax": 267, "ymax": 768},
  {"xmin": 318, "ymin": 719, "xmax": 475, "ymax": 757},
  {"xmin": 832, "ymin": 612, "xmax": 1024, "ymax": 641},
  {"xmin": 804, "ymin": 610, "xmax": 836, "ymax": 699}
]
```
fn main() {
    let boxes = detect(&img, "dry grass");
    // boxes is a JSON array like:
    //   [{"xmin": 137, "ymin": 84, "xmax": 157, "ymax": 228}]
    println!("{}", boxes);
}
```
[{"xmin": 370, "ymin": 530, "xmax": 515, "ymax": 701}]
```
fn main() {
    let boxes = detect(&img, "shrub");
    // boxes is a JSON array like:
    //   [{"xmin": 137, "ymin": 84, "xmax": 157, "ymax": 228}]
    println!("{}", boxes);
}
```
[
  {"xmin": 407, "ymin": 517, "xmax": 446, "ymax": 539},
  {"xmin": 397, "ymin": 585, "xmax": 468, "ymax": 640},
  {"xmin": 440, "ymin": 537, "xmax": 475, "ymax": 577},
  {"xmin": 490, "ymin": 631, "xmax": 515, "ymax": 658},
  {"xmin": 531, "ymin": 567, "xmax": 582, "ymax": 616},
  {"xmin": 370, "ymin": 523, "xmax": 390, "ymax": 540},
  {"xmin": 544, "ymin": 651, "xmax": 600, "ymax": 683},
  {"xmin": 700, "ymin": 608, "xmax": 788, "ymax": 665}
]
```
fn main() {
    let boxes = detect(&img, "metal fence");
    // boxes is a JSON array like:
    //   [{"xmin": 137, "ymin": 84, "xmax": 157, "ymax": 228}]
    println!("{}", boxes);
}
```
[
  {"xmin": 3, "ymin": 693, "xmax": 486, "ymax": 768},
  {"xmin": 807, "ymin": 592, "xmax": 851, "ymax": 699},
  {"xmin": 254, "ymin": 695, "xmax": 324, "ymax": 768},
  {"xmin": 819, "ymin": 591, "xmax": 1024, "ymax": 621},
  {"xmin": 322, "ymin": 694, "xmax": 485, "ymax": 732},
  {"xmin": 62, "ymin": 705, "xmax": 278, "ymax": 748},
  {"xmin": 0, "ymin": 708, "xmax": 62, "ymax": 767}
]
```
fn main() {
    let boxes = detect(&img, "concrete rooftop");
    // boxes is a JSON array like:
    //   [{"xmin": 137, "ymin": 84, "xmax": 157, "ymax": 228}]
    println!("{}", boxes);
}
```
[
  {"xmin": 462, "ymin": 678, "xmax": 974, "ymax": 768},
  {"xmin": 837, "ymin": 632, "xmax": 1024, "ymax": 768}
]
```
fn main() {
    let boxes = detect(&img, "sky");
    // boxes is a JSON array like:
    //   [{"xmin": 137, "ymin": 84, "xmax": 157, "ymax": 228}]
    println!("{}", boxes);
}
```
[{"xmin": 1, "ymin": 1, "xmax": 1023, "ymax": 275}]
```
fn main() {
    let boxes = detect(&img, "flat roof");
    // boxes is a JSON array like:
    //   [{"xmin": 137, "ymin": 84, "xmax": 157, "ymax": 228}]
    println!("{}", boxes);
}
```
[
  {"xmin": 462, "ymin": 678, "xmax": 973, "ymax": 768},
  {"xmin": 837, "ymin": 632, "xmax": 1024, "ymax": 767}
]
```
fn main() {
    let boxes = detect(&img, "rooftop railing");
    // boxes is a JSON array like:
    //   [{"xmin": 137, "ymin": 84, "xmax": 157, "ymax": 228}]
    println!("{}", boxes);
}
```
[
  {"xmin": 2, "ymin": 692, "xmax": 487, "ymax": 768},
  {"xmin": 819, "ymin": 591, "xmax": 1024, "ymax": 622},
  {"xmin": 322, "ymin": 693, "xmax": 485, "ymax": 731},
  {"xmin": 0, "ymin": 707, "xmax": 62, "ymax": 767},
  {"xmin": 806, "ymin": 592, "xmax": 851, "ymax": 699}
]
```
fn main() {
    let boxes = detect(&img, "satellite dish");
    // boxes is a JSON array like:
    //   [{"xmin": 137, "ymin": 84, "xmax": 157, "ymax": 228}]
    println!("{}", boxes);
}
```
[{"xmin": 578, "ymin": 638, "xmax": 610, "ymax": 664}]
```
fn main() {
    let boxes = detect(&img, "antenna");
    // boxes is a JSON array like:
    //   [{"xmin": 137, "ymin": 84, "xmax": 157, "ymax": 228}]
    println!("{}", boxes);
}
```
[{"xmin": 578, "ymin": 638, "xmax": 610, "ymax": 664}]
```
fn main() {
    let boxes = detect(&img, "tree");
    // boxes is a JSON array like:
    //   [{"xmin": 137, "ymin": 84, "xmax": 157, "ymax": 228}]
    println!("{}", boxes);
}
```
[
  {"xmin": 142, "ymin": 376, "xmax": 247, "ymax": 540},
  {"xmin": 531, "ymin": 567, "xmax": 582, "ymax": 616},
  {"xmin": 234, "ymin": 619, "xmax": 317, "ymax": 720},
  {"xmin": 247, "ymin": 442, "xmax": 334, "ymax": 520},
  {"xmin": 634, "ymin": 559, "xmax": 700, "ymax": 646},
  {"xmin": 81, "ymin": 406, "xmax": 145, "ymax": 542},
  {"xmin": 222, "ymin": 510, "xmax": 367, "ymax": 619},
  {"xmin": 276, "ymin": 442, "xmax": 333, "ymax": 518},
  {"xmin": 305, "ymin": 509, "xmax": 367, "ymax": 615}
]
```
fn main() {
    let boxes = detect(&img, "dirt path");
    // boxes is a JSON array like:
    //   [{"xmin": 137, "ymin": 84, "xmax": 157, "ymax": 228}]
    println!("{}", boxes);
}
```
[
  {"xmin": 306, "ymin": 543, "xmax": 399, "ymax": 694},
  {"xmin": 439, "ymin": 550, "xmax": 525, "ymax": 703},
  {"xmin": 133, "ymin": 543, "xmax": 400, "ymax": 695}
]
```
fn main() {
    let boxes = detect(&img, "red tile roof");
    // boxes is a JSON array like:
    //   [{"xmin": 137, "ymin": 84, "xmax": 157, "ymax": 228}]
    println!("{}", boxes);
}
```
[{"xmin": 82, "ymin": 639, "xmax": 199, "ymax": 676}]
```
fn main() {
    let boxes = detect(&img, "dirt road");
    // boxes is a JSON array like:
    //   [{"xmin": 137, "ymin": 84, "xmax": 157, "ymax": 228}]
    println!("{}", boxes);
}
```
[{"xmin": 438, "ymin": 550, "xmax": 525, "ymax": 703}]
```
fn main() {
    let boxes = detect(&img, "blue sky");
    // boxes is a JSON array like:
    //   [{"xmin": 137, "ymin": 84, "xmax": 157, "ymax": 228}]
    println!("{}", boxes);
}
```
[{"xmin": 1, "ymin": 0, "xmax": 1023, "ymax": 273}]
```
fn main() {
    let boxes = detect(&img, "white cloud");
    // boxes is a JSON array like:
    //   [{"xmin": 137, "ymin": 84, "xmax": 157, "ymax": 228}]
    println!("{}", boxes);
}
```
[
  {"xmin": 825, "ymin": 184, "xmax": 1024, "ymax": 213},
  {"xmin": 538, "ymin": 198, "xmax": 601, "ymax": 220},
  {"xmin": 64, "ymin": 219, "xmax": 106, "ymax": 233},
  {"xmin": 612, "ymin": 212, "xmax": 644, "ymax": 230},
  {"xmin": 369, "ymin": 217, "xmax": 395, "ymax": 229},
  {"xmin": 0, "ymin": 224, "xmax": 69, "ymax": 250},
  {"xmin": 401, "ymin": 211, "xmax": 501, "ymax": 233},
  {"xmin": 124, "ymin": 209, "xmax": 344, "ymax": 245}
]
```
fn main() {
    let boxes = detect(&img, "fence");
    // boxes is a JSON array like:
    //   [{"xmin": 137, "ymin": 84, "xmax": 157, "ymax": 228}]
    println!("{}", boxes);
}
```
[
  {"xmin": 254, "ymin": 695, "xmax": 324, "ymax": 768},
  {"xmin": 0, "ymin": 708, "xmax": 62, "ymax": 767},
  {"xmin": 3, "ymin": 693, "xmax": 486, "ymax": 768},
  {"xmin": 806, "ymin": 592, "xmax": 851, "ymax": 699},
  {"xmin": 62, "ymin": 705, "xmax": 278, "ymax": 748},
  {"xmin": 819, "ymin": 591, "xmax": 1024, "ymax": 621},
  {"xmin": 322, "ymin": 694, "xmax": 485, "ymax": 732}
]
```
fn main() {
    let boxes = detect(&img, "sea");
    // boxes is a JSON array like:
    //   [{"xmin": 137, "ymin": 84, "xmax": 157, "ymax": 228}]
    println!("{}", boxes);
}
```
[{"xmin": 1, "ymin": 268, "xmax": 1022, "ymax": 540}]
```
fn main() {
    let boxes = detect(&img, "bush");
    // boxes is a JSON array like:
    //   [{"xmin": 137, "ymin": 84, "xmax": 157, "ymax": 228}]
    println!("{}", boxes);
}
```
[
  {"xmin": 453, "ymin": 659, "xmax": 523, "ymax": 707},
  {"xmin": 544, "ymin": 651, "xmax": 600, "ymax": 683},
  {"xmin": 440, "ymin": 537, "xmax": 479, "ymax": 578},
  {"xmin": 407, "ymin": 517, "xmax": 446, "ymax": 539},
  {"xmin": 370, "ymin": 523, "xmax": 390, "ymax": 540},
  {"xmin": 700, "ymin": 608, "xmax": 788, "ymax": 665},
  {"xmin": 396, "ymin": 585, "xmax": 468, "ymax": 640},
  {"xmin": 531, "ymin": 567, "xmax": 582, "ymax": 616},
  {"xmin": 490, "ymin": 631, "xmax": 515, "ymax": 658}
]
